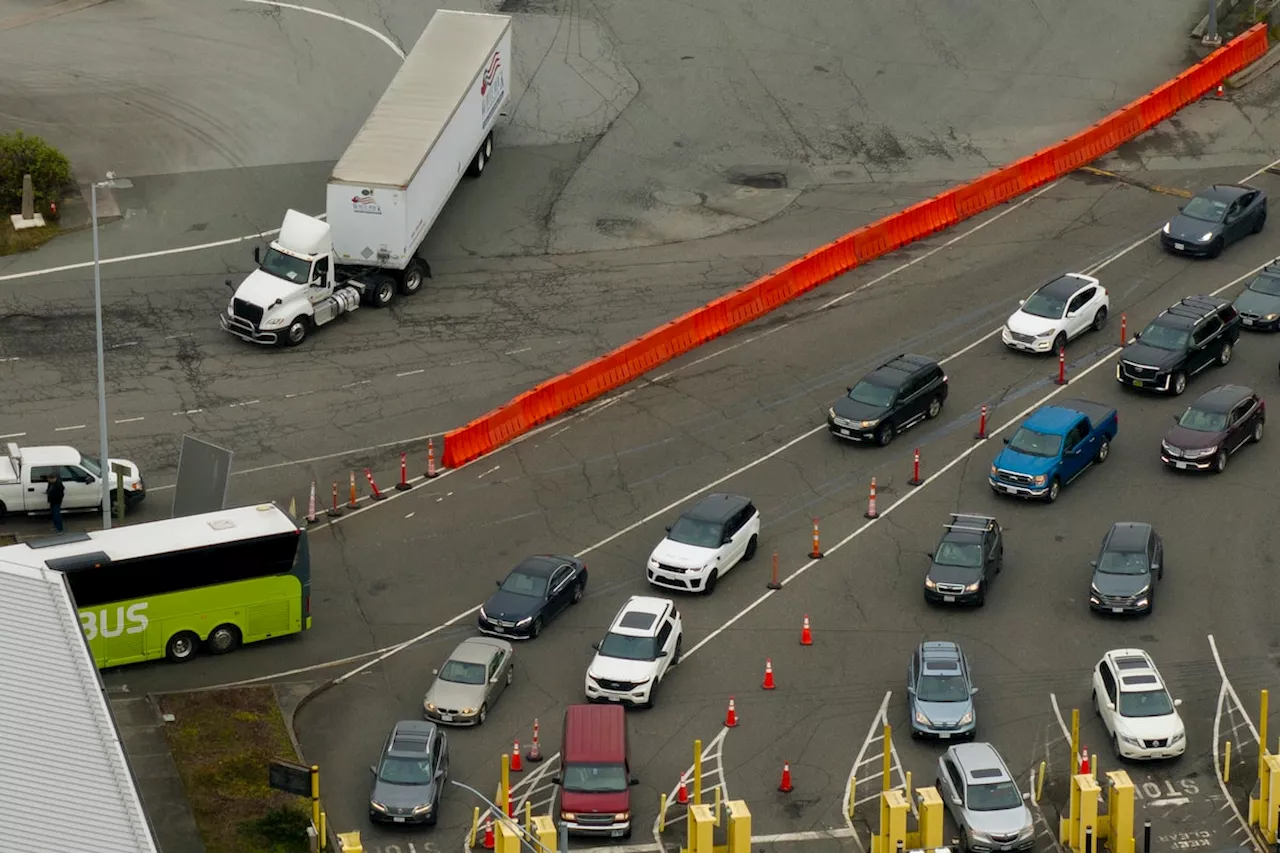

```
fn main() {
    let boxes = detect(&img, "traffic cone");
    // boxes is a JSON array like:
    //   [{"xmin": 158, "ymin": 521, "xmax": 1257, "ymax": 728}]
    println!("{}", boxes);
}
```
[
  {"xmin": 762, "ymin": 658, "xmax": 776, "ymax": 690},
  {"xmin": 725, "ymin": 696, "xmax": 739, "ymax": 727},
  {"xmin": 1216, "ymin": 82, "xmax": 1225, "ymax": 98},
  {"xmin": 306, "ymin": 480, "xmax": 318, "ymax": 523},
  {"xmin": 327, "ymin": 481, "xmax": 343, "ymax": 517},
  {"xmin": 809, "ymin": 517, "xmax": 823, "ymax": 559},
  {"xmin": 676, "ymin": 774, "xmax": 689, "ymax": 805},
  {"xmin": 778, "ymin": 761, "xmax": 794, "ymax": 793},
  {"xmin": 511, "ymin": 740, "xmax": 523, "ymax": 772},
  {"xmin": 800, "ymin": 615, "xmax": 813, "ymax": 646},
  {"xmin": 348, "ymin": 471, "xmax": 359, "ymax": 509},
  {"xmin": 865, "ymin": 478, "xmax": 879, "ymax": 519},
  {"xmin": 482, "ymin": 815, "xmax": 495, "ymax": 849},
  {"xmin": 288, "ymin": 496, "xmax": 297, "ymax": 520},
  {"xmin": 426, "ymin": 437, "xmax": 439, "ymax": 478},
  {"xmin": 365, "ymin": 468, "xmax": 385, "ymax": 501},
  {"xmin": 395, "ymin": 451, "xmax": 413, "ymax": 491},
  {"xmin": 1079, "ymin": 747, "xmax": 1090, "ymax": 775},
  {"xmin": 527, "ymin": 719, "xmax": 543, "ymax": 762}
]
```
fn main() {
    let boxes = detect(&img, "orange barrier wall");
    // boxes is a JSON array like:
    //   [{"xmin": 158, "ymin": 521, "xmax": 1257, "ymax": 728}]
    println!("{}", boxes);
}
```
[{"xmin": 444, "ymin": 24, "xmax": 1269, "ymax": 468}]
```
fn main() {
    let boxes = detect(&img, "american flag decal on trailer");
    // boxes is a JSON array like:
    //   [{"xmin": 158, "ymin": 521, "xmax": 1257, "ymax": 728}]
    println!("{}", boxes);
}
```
[{"xmin": 481, "ymin": 52, "xmax": 502, "ymax": 95}]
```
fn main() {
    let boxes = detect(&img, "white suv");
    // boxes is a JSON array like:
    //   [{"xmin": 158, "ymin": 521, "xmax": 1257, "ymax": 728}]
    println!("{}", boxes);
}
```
[
  {"xmin": 1091, "ymin": 649, "xmax": 1185, "ymax": 760},
  {"xmin": 1002, "ymin": 273, "xmax": 1109, "ymax": 354},
  {"xmin": 647, "ymin": 493, "xmax": 760, "ymax": 594},
  {"xmin": 585, "ymin": 596, "xmax": 682, "ymax": 708}
]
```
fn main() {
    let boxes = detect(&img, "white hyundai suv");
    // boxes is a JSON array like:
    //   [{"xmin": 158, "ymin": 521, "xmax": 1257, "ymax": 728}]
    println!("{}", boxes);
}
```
[
  {"xmin": 647, "ymin": 493, "xmax": 760, "ymax": 594},
  {"xmin": 1002, "ymin": 273, "xmax": 1109, "ymax": 355},
  {"xmin": 585, "ymin": 596, "xmax": 682, "ymax": 708},
  {"xmin": 1091, "ymin": 648, "xmax": 1186, "ymax": 760}
]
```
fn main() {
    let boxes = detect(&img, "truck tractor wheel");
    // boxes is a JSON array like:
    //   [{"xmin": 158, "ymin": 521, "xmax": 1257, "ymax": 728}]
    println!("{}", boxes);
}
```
[
  {"xmin": 367, "ymin": 275, "xmax": 396, "ymax": 308},
  {"xmin": 399, "ymin": 260, "xmax": 427, "ymax": 295},
  {"xmin": 283, "ymin": 316, "xmax": 310, "ymax": 347}
]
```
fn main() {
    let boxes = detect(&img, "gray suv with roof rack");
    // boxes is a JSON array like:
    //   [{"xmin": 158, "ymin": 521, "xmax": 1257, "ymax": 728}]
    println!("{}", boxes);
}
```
[
  {"xmin": 924, "ymin": 514, "xmax": 1003, "ymax": 607},
  {"xmin": 828, "ymin": 353, "xmax": 948, "ymax": 447},
  {"xmin": 1116, "ymin": 295, "xmax": 1240, "ymax": 396}
]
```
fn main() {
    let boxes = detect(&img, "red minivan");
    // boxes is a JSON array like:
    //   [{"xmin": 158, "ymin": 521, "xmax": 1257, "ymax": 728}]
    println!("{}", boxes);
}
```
[{"xmin": 556, "ymin": 704, "xmax": 638, "ymax": 838}]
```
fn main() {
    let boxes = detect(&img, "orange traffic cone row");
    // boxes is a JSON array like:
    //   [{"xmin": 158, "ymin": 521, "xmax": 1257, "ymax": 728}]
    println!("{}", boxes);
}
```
[
  {"xmin": 725, "ymin": 696, "xmax": 739, "ymax": 727},
  {"xmin": 762, "ymin": 658, "xmax": 776, "ymax": 690},
  {"xmin": 800, "ymin": 615, "xmax": 813, "ymax": 646},
  {"xmin": 778, "ymin": 761, "xmax": 794, "ymax": 792},
  {"xmin": 511, "ymin": 740, "xmax": 523, "ymax": 772},
  {"xmin": 1079, "ymin": 747, "xmax": 1091, "ymax": 775},
  {"xmin": 676, "ymin": 773, "xmax": 690, "ymax": 805},
  {"xmin": 482, "ymin": 815, "xmax": 495, "ymax": 849}
]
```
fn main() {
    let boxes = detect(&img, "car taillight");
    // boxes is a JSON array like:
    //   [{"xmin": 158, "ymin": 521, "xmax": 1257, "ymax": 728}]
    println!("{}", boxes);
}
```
[{"xmin": 942, "ymin": 375, "xmax": 949, "ymax": 383}]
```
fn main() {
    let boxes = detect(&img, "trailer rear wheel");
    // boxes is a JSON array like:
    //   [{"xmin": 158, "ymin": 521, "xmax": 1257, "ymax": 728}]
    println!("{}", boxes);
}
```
[
  {"xmin": 367, "ymin": 275, "xmax": 396, "ymax": 308},
  {"xmin": 400, "ymin": 260, "xmax": 427, "ymax": 295},
  {"xmin": 467, "ymin": 133, "xmax": 493, "ymax": 178}
]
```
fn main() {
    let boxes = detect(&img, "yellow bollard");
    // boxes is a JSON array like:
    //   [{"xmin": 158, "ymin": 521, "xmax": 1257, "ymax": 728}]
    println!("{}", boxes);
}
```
[
  {"xmin": 872, "ymin": 789, "xmax": 909, "ymax": 853},
  {"xmin": 1106, "ymin": 770, "xmax": 1136, "ymax": 853},
  {"xmin": 1262, "ymin": 690, "xmax": 1271, "ymax": 782},
  {"xmin": 320, "ymin": 810, "xmax": 327, "ymax": 851},
  {"xmin": 882, "ymin": 724, "xmax": 893, "ymax": 792},
  {"xmin": 714, "ymin": 785, "xmax": 721, "ymax": 826},
  {"xmin": 848, "ymin": 776, "xmax": 856, "ymax": 819},
  {"xmin": 1036, "ymin": 760, "xmax": 1046, "ymax": 803},
  {"xmin": 1071, "ymin": 708, "xmax": 1080, "ymax": 775},
  {"xmin": 1225, "ymin": 741, "xmax": 1232, "ymax": 784},
  {"xmin": 915, "ymin": 787, "xmax": 943, "ymax": 848},
  {"xmin": 468, "ymin": 806, "xmax": 481, "ymax": 848},
  {"xmin": 688, "ymin": 804, "xmax": 715, "ymax": 853},
  {"xmin": 904, "ymin": 771, "xmax": 912, "ymax": 799},
  {"xmin": 694, "ymin": 739, "xmax": 703, "ymax": 806},
  {"xmin": 525, "ymin": 801, "xmax": 532, "ymax": 835},
  {"xmin": 725, "ymin": 800, "xmax": 752, "ymax": 853},
  {"xmin": 531, "ymin": 816, "xmax": 557, "ymax": 853},
  {"xmin": 336, "ymin": 831, "xmax": 364, "ymax": 853},
  {"xmin": 658, "ymin": 793, "xmax": 668, "ymax": 833},
  {"xmin": 501, "ymin": 754, "xmax": 511, "ymax": 817}
]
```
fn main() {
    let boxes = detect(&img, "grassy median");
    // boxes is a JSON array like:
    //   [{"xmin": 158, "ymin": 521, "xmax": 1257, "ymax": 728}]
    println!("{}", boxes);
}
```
[
  {"xmin": 0, "ymin": 218, "xmax": 59, "ymax": 256},
  {"xmin": 160, "ymin": 686, "xmax": 311, "ymax": 853}
]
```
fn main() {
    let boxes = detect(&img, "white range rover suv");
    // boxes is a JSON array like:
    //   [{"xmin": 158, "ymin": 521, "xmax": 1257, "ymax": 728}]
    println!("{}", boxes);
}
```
[
  {"xmin": 585, "ymin": 596, "xmax": 682, "ymax": 708},
  {"xmin": 646, "ymin": 493, "xmax": 760, "ymax": 594},
  {"xmin": 1091, "ymin": 648, "xmax": 1186, "ymax": 760}
]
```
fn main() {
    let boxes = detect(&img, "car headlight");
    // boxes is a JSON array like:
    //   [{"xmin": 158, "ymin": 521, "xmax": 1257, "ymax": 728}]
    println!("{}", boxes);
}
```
[
  {"xmin": 371, "ymin": 801, "xmax": 388, "ymax": 812},
  {"xmin": 990, "ymin": 464, "xmax": 998, "ymax": 476},
  {"xmin": 969, "ymin": 830, "xmax": 993, "ymax": 843},
  {"xmin": 1032, "ymin": 474, "xmax": 1046, "ymax": 486},
  {"xmin": 1172, "ymin": 731, "xmax": 1185, "ymax": 743},
  {"xmin": 915, "ymin": 709, "xmax": 932, "ymax": 726},
  {"xmin": 615, "ymin": 812, "xmax": 630, "ymax": 821},
  {"xmin": 858, "ymin": 419, "xmax": 879, "ymax": 428},
  {"xmin": 1265, "ymin": 313, "xmax": 1280, "ymax": 322},
  {"xmin": 425, "ymin": 702, "xmax": 436, "ymax": 712},
  {"xmin": 963, "ymin": 582, "xmax": 980, "ymax": 592},
  {"xmin": 1161, "ymin": 440, "xmax": 1178, "ymax": 455},
  {"xmin": 924, "ymin": 577, "xmax": 936, "ymax": 589},
  {"xmin": 1120, "ymin": 734, "xmax": 1141, "ymax": 746},
  {"xmin": 959, "ymin": 709, "xmax": 973, "ymax": 725},
  {"xmin": 1035, "ymin": 329, "xmax": 1055, "ymax": 338},
  {"xmin": 1134, "ymin": 585, "xmax": 1150, "ymax": 596},
  {"xmin": 414, "ymin": 802, "xmax": 434, "ymax": 815},
  {"xmin": 1199, "ymin": 232, "xmax": 1215, "ymax": 242},
  {"xmin": 561, "ymin": 812, "xmax": 576, "ymax": 821},
  {"xmin": 1185, "ymin": 445, "xmax": 1217, "ymax": 459},
  {"xmin": 829, "ymin": 407, "xmax": 837, "ymax": 419},
  {"xmin": 479, "ymin": 606, "xmax": 488, "ymax": 620},
  {"xmin": 1162, "ymin": 222, "xmax": 1171, "ymax": 234},
  {"xmin": 516, "ymin": 616, "xmax": 533, "ymax": 626},
  {"xmin": 261, "ymin": 316, "xmax": 288, "ymax": 329},
  {"xmin": 461, "ymin": 707, "xmax": 476, "ymax": 715},
  {"xmin": 1090, "ymin": 585, "xmax": 1102, "ymax": 597}
]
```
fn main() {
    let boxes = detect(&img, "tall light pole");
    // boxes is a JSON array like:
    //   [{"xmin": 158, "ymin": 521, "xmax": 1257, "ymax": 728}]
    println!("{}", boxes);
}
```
[{"xmin": 90, "ymin": 174, "xmax": 131, "ymax": 530}]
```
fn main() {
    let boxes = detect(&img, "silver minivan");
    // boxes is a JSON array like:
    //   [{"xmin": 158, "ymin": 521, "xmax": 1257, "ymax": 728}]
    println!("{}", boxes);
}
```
[{"xmin": 935, "ymin": 742, "xmax": 1033, "ymax": 853}]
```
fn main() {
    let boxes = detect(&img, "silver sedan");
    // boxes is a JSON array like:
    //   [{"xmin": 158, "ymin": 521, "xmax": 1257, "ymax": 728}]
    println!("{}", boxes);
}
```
[{"xmin": 423, "ymin": 637, "xmax": 515, "ymax": 726}]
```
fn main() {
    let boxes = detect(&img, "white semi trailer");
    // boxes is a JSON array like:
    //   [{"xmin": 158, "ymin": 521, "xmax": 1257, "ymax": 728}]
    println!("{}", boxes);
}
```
[{"xmin": 220, "ymin": 9, "xmax": 513, "ymax": 346}]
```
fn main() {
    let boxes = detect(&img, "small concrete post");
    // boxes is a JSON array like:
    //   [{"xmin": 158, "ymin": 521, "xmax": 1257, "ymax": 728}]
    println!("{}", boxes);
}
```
[{"xmin": 21, "ymin": 174, "xmax": 33, "ymax": 220}]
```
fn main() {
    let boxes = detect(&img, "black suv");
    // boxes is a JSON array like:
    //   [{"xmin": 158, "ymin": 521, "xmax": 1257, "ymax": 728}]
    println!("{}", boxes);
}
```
[
  {"xmin": 924, "ymin": 513, "xmax": 1003, "ymax": 607},
  {"xmin": 1116, "ymin": 295, "xmax": 1240, "ymax": 396},
  {"xmin": 369, "ymin": 720, "xmax": 449, "ymax": 825},
  {"xmin": 828, "ymin": 353, "xmax": 948, "ymax": 446},
  {"xmin": 1088, "ymin": 522, "xmax": 1163, "ymax": 615}
]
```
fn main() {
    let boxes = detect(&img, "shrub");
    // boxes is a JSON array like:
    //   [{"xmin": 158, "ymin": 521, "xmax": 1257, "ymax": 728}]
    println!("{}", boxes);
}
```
[
  {"xmin": 237, "ymin": 806, "xmax": 311, "ymax": 853},
  {"xmin": 0, "ymin": 131, "xmax": 71, "ymax": 212}
]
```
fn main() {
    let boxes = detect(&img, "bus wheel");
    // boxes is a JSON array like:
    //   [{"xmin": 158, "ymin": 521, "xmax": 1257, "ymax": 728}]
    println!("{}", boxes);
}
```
[
  {"xmin": 207, "ymin": 625, "xmax": 241, "ymax": 655},
  {"xmin": 166, "ymin": 631, "xmax": 200, "ymax": 663}
]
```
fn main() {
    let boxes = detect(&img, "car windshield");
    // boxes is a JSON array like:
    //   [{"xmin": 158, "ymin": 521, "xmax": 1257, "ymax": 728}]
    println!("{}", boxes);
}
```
[
  {"xmin": 260, "ymin": 247, "xmax": 311, "ymax": 283},
  {"xmin": 500, "ymin": 571, "xmax": 548, "ymax": 598},
  {"xmin": 1118, "ymin": 689, "xmax": 1176, "ymax": 718},
  {"xmin": 1098, "ymin": 550, "xmax": 1149, "ymax": 575},
  {"xmin": 1021, "ymin": 291, "xmax": 1067, "ymax": 320},
  {"xmin": 916, "ymin": 673, "xmax": 970, "ymax": 702},
  {"xmin": 966, "ymin": 780, "xmax": 1024, "ymax": 811},
  {"xmin": 438, "ymin": 660, "xmax": 486, "ymax": 685},
  {"xmin": 1137, "ymin": 323, "xmax": 1190, "ymax": 351},
  {"xmin": 1247, "ymin": 273, "xmax": 1280, "ymax": 297},
  {"xmin": 79, "ymin": 455, "xmax": 103, "ymax": 477},
  {"xmin": 847, "ymin": 380, "xmax": 895, "ymax": 408},
  {"xmin": 667, "ymin": 516, "xmax": 724, "ymax": 548},
  {"xmin": 378, "ymin": 756, "xmax": 433, "ymax": 785},
  {"xmin": 1181, "ymin": 195, "xmax": 1229, "ymax": 223},
  {"xmin": 1178, "ymin": 407, "xmax": 1228, "ymax": 432},
  {"xmin": 598, "ymin": 632, "xmax": 656, "ymax": 661},
  {"xmin": 933, "ymin": 542, "xmax": 983, "ymax": 568},
  {"xmin": 1007, "ymin": 427, "xmax": 1062, "ymax": 458},
  {"xmin": 562, "ymin": 763, "xmax": 628, "ymax": 793}
]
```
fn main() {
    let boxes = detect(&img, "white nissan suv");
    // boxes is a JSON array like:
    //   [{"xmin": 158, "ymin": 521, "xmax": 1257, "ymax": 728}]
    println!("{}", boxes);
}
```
[
  {"xmin": 1091, "ymin": 648, "xmax": 1186, "ymax": 760},
  {"xmin": 585, "ymin": 596, "xmax": 682, "ymax": 708},
  {"xmin": 647, "ymin": 493, "xmax": 760, "ymax": 594},
  {"xmin": 1003, "ymin": 273, "xmax": 1109, "ymax": 355}
]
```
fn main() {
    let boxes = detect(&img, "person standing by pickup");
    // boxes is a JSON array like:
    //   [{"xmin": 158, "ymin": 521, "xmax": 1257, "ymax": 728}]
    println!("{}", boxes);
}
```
[{"xmin": 45, "ymin": 473, "xmax": 65, "ymax": 533}]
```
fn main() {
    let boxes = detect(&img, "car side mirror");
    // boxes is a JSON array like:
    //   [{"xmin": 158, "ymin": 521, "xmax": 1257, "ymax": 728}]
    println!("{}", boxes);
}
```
[
  {"xmin": 495, "ymin": 580, "xmax": 502, "ymax": 587},
  {"xmin": 253, "ymin": 246, "xmax": 261, "ymax": 264},
  {"xmin": 1018, "ymin": 299, "xmax": 1026, "ymax": 307},
  {"xmin": 721, "ymin": 535, "xmax": 732, "ymax": 545},
  {"xmin": 1174, "ymin": 698, "xmax": 1183, "ymax": 707},
  {"xmin": 1022, "ymin": 792, "xmax": 1031, "ymax": 801},
  {"xmin": 369, "ymin": 765, "xmax": 377, "ymax": 775},
  {"xmin": 656, "ymin": 650, "xmax": 668, "ymax": 658},
  {"xmin": 84, "ymin": 475, "xmax": 95, "ymax": 483},
  {"xmin": 432, "ymin": 668, "xmax": 439, "ymax": 675},
  {"xmin": 592, "ymin": 641, "xmax": 601, "ymax": 650},
  {"xmin": 970, "ymin": 687, "xmax": 979, "ymax": 695},
  {"xmin": 1089, "ymin": 560, "xmax": 1097, "ymax": 568},
  {"xmin": 1133, "ymin": 332, "xmax": 1141, "ymax": 340},
  {"xmin": 1002, "ymin": 437, "xmax": 1010, "ymax": 445},
  {"xmin": 630, "ymin": 778, "xmax": 641, "ymax": 786},
  {"xmin": 1177, "ymin": 205, "xmax": 1184, "ymax": 212},
  {"xmin": 846, "ymin": 386, "xmax": 853, "ymax": 393},
  {"xmin": 951, "ymin": 795, "xmax": 962, "ymax": 806},
  {"xmin": 1067, "ymin": 310, "xmax": 1078, "ymax": 318},
  {"xmin": 224, "ymin": 278, "xmax": 235, "ymax": 292},
  {"xmin": 551, "ymin": 776, "xmax": 563, "ymax": 786},
  {"xmin": 1152, "ymin": 563, "xmax": 1161, "ymax": 571},
  {"xmin": 492, "ymin": 674, "xmax": 501, "ymax": 682},
  {"xmin": 664, "ymin": 525, "xmax": 672, "ymax": 533},
  {"xmin": 906, "ymin": 685, "xmax": 915, "ymax": 694},
  {"xmin": 926, "ymin": 552, "xmax": 935, "ymax": 559}
]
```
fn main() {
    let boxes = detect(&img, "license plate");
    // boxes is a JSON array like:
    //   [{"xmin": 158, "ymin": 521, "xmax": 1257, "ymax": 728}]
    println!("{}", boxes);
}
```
[
  {"xmin": 1132, "ymin": 379, "xmax": 1144, "ymax": 387},
  {"xmin": 1175, "ymin": 461, "xmax": 1188, "ymax": 470},
  {"xmin": 840, "ymin": 428, "xmax": 852, "ymax": 436},
  {"xmin": 612, "ymin": 830, "xmax": 628, "ymax": 838},
  {"xmin": 939, "ymin": 732, "xmax": 951, "ymax": 739},
  {"xmin": 1112, "ymin": 607, "xmax": 1123, "ymax": 614},
  {"xmin": 394, "ymin": 817, "xmax": 406, "ymax": 823},
  {"xmin": 944, "ymin": 595, "xmax": 956, "ymax": 602},
  {"xmin": 1244, "ymin": 317, "xmax": 1254, "ymax": 326},
  {"xmin": 440, "ymin": 714, "xmax": 453, "ymax": 722},
  {"xmin": 492, "ymin": 626, "xmax": 504, "ymax": 633},
  {"xmin": 1174, "ymin": 242, "xmax": 1185, "ymax": 250}
]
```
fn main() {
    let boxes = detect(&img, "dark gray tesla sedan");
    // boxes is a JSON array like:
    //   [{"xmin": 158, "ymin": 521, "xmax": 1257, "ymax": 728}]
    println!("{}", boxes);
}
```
[{"xmin": 1160, "ymin": 184, "xmax": 1266, "ymax": 258}]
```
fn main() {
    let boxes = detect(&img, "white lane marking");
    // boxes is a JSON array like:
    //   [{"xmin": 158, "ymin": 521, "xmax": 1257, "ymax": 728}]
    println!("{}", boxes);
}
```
[
  {"xmin": 842, "ymin": 690, "xmax": 892, "ymax": 852},
  {"xmin": 0, "ymin": 432, "xmax": 26, "ymax": 439},
  {"xmin": 818, "ymin": 182, "xmax": 1062, "ymax": 311},
  {"xmin": 1210, "ymin": 642, "xmax": 1262, "ymax": 853},
  {"xmin": 164, "ymin": 333, "xmax": 191, "ymax": 340},
  {"xmin": 114, "ymin": 417, "xmax": 145, "ymax": 424},
  {"xmin": 572, "ymin": 829, "xmax": 860, "ymax": 853},
  {"xmin": 1209, "ymin": 633, "xmax": 1261, "ymax": 742},
  {"xmin": 652, "ymin": 728, "xmax": 729, "ymax": 850},
  {"xmin": 477, "ymin": 465, "xmax": 500, "ymax": 479},
  {"xmin": 54, "ymin": 424, "xmax": 85, "ymax": 432},
  {"xmin": 1148, "ymin": 796, "xmax": 1191, "ymax": 807},
  {"xmin": 0, "ymin": 357, "xmax": 20, "ymax": 363},
  {"xmin": 396, "ymin": 369, "xmax": 425, "ymax": 378},
  {"xmin": 504, "ymin": 347, "xmax": 532, "ymax": 355},
  {"xmin": 228, "ymin": 399, "xmax": 260, "ymax": 408},
  {"xmin": 1050, "ymin": 693, "xmax": 1073, "ymax": 742},
  {"xmin": 173, "ymin": 409, "xmax": 204, "ymax": 416},
  {"xmin": 241, "ymin": 0, "xmax": 406, "ymax": 59},
  {"xmin": 110, "ymin": 341, "xmax": 137, "ymax": 349}
]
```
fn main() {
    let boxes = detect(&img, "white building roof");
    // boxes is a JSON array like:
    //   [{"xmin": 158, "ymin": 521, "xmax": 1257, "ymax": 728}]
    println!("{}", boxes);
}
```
[
  {"xmin": 0, "ymin": 557, "xmax": 158, "ymax": 852},
  {"xmin": 331, "ymin": 10, "xmax": 511, "ymax": 189}
]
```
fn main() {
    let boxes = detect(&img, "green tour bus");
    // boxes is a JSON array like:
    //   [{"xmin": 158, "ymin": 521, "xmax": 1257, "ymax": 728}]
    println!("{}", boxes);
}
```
[{"xmin": 0, "ymin": 502, "xmax": 311, "ymax": 667}]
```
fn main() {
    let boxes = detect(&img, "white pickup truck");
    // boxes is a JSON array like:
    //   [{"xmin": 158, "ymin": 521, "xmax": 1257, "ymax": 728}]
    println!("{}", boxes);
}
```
[{"xmin": 0, "ymin": 443, "xmax": 145, "ymax": 520}]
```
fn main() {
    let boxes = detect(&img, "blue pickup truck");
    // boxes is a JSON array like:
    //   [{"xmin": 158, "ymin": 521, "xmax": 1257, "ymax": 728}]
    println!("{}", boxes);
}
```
[{"xmin": 988, "ymin": 399, "xmax": 1118, "ymax": 503}]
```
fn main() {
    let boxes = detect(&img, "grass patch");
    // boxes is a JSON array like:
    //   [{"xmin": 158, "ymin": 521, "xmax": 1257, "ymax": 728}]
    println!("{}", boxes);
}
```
[
  {"xmin": 160, "ymin": 687, "xmax": 312, "ymax": 853},
  {"xmin": 0, "ymin": 218, "xmax": 59, "ymax": 256}
]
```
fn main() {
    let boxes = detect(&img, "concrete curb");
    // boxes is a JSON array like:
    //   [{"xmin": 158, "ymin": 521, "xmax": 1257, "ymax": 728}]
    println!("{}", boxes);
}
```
[{"xmin": 1228, "ymin": 39, "xmax": 1280, "ymax": 86}]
